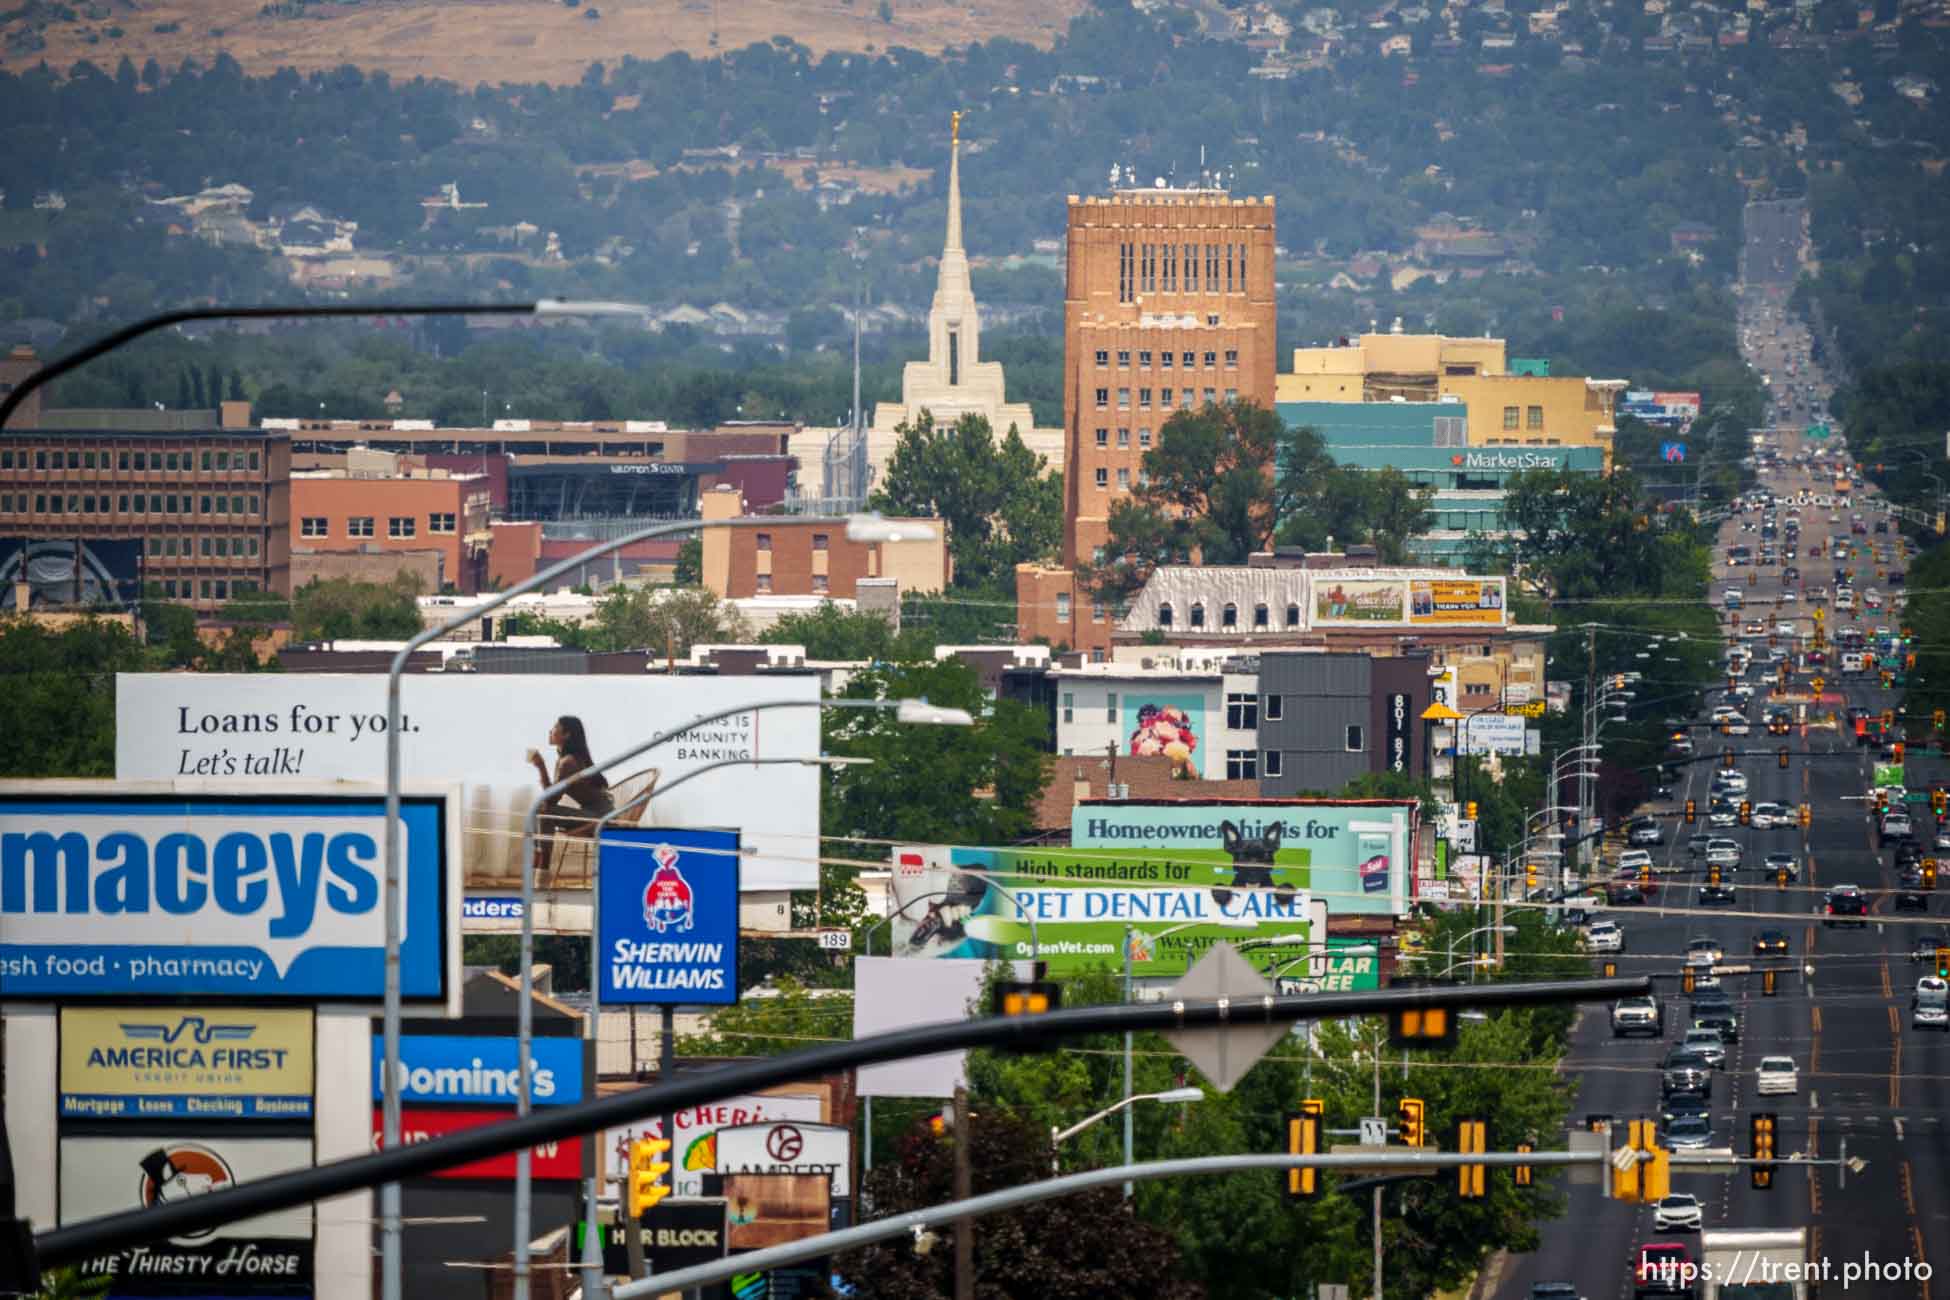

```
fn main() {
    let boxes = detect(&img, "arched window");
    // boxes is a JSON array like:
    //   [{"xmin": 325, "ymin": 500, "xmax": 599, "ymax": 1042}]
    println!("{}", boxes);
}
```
[
  {"xmin": 1190, "ymin": 602, "xmax": 1206, "ymax": 628},
  {"xmin": 1286, "ymin": 603, "xmax": 1301, "ymax": 628},
  {"xmin": 1254, "ymin": 603, "xmax": 1270, "ymax": 629},
  {"xmin": 1158, "ymin": 602, "xmax": 1174, "ymax": 628},
  {"xmin": 1222, "ymin": 602, "xmax": 1239, "ymax": 628}
]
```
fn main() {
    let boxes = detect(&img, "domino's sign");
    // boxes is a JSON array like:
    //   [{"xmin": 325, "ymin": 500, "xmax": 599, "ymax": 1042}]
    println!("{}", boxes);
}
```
[{"xmin": 0, "ymin": 784, "xmax": 456, "ymax": 1002}]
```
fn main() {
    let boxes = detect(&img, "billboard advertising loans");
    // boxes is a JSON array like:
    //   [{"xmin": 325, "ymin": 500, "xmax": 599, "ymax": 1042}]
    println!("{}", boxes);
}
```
[
  {"xmin": 60, "ymin": 1007, "xmax": 314, "ymax": 1120},
  {"xmin": 1073, "ymin": 800, "xmax": 1414, "ymax": 918},
  {"xmin": 888, "ymin": 842, "xmax": 1313, "ymax": 977},
  {"xmin": 59, "ymin": 1134, "xmax": 315, "ymax": 1294},
  {"xmin": 370, "ymin": 1033, "xmax": 584, "ymax": 1107},
  {"xmin": 0, "ymin": 786, "xmax": 454, "ymax": 1002},
  {"xmin": 113, "ymin": 674, "xmax": 821, "ymax": 891},
  {"xmin": 598, "ymin": 828, "xmax": 740, "ymax": 1006}
]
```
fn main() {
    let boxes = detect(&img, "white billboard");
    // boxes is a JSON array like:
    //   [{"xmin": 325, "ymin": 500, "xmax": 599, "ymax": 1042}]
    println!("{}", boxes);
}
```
[
  {"xmin": 115, "ymin": 674, "xmax": 821, "ymax": 891},
  {"xmin": 1458, "ymin": 713, "xmax": 1527, "ymax": 756},
  {"xmin": 606, "ymin": 1091, "xmax": 825, "ymax": 1197}
]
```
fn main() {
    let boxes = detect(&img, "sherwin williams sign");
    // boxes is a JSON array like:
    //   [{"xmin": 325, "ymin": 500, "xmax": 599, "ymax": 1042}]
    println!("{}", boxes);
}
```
[
  {"xmin": 1073, "ymin": 800, "xmax": 1414, "ymax": 918},
  {"xmin": 887, "ymin": 841, "xmax": 1313, "ymax": 977},
  {"xmin": 371, "ymin": 1034, "xmax": 584, "ymax": 1106},
  {"xmin": 0, "ymin": 786, "xmax": 454, "ymax": 1002},
  {"xmin": 60, "ymin": 1006, "xmax": 315, "ymax": 1120},
  {"xmin": 597, "ymin": 827, "xmax": 741, "ymax": 1006}
]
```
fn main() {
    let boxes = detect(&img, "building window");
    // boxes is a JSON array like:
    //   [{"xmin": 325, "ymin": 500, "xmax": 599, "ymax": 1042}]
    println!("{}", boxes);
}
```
[
  {"xmin": 1093, "ymin": 599, "xmax": 1106, "ymax": 623},
  {"xmin": 33, "ymin": 494, "xmax": 45, "ymax": 514},
  {"xmin": 200, "ymin": 452, "xmax": 212, "ymax": 471},
  {"xmin": 1222, "ymin": 602, "xmax": 1238, "ymax": 628},
  {"xmin": 812, "ymin": 574, "xmax": 829, "ymax": 593},
  {"xmin": 64, "ymin": 494, "xmax": 76, "ymax": 513},
  {"xmin": 812, "ymin": 533, "xmax": 829, "ymax": 551},
  {"xmin": 116, "ymin": 494, "xmax": 128, "ymax": 513},
  {"xmin": 348, "ymin": 516, "xmax": 374, "ymax": 537},
  {"xmin": 199, "ymin": 495, "xmax": 212, "ymax": 514},
  {"xmin": 1190, "ymin": 602, "xmax": 1205, "ymax": 628},
  {"xmin": 1138, "ymin": 350, "xmax": 1152, "ymax": 368},
  {"xmin": 1203, "ymin": 351, "xmax": 1217, "ymax": 368},
  {"xmin": 1095, "ymin": 388, "xmax": 1109, "ymax": 409},
  {"xmin": 1527, "ymin": 405, "xmax": 1545, "ymax": 430},
  {"xmin": 1224, "ymin": 389, "xmax": 1237, "ymax": 403},
  {"xmin": 1345, "ymin": 725, "xmax": 1365, "ymax": 752},
  {"xmin": 1203, "ymin": 388, "xmax": 1216, "ymax": 405},
  {"xmin": 1116, "ymin": 468, "xmax": 1130, "ymax": 490},
  {"xmin": 1119, "ymin": 241, "xmax": 1134, "ymax": 302},
  {"xmin": 756, "ymin": 532, "xmax": 772, "ymax": 551},
  {"xmin": 1179, "ymin": 351, "xmax": 1193, "ymax": 369},
  {"xmin": 1117, "ymin": 350, "xmax": 1131, "ymax": 368},
  {"xmin": 213, "ymin": 580, "xmax": 228, "ymax": 601},
  {"xmin": 1116, "ymin": 427, "xmax": 1130, "ymax": 448},
  {"xmin": 249, "ymin": 451, "xmax": 260, "ymax": 470},
  {"xmin": 1254, "ymin": 603, "xmax": 1269, "ymax": 629},
  {"xmin": 1225, "ymin": 349, "xmax": 1238, "ymax": 368},
  {"xmin": 66, "ymin": 451, "xmax": 79, "ymax": 468},
  {"xmin": 1138, "ymin": 388, "xmax": 1151, "ymax": 410},
  {"xmin": 429, "ymin": 512, "xmax": 456, "ymax": 534},
  {"xmin": 216, "ymin": 451, "xmax": 230, "ymax": 470},
  {"xmin": 1056, "ymin": 592, "xmax": 1072, "ymax": 622},
  {"xmin": 1106, "ymin": 691, "xmax": 1118, "ymax": 722},
  {"xmin": 1286, "ymin": 603, "xmax": 1303, "ymax": 628},
  {"xmin": 82, "ymin": 495, "xmax": 96, "ymax": 513},
  {"xmin": 1226, "ymin": 749, "xmax": 1257, "ymax": 780},
  {"xmin": 1265, "ymin": 694, "xmax": 1283, "ymax": 721},
  {"xmin": 1158, "ymin": 602, "xmax": 1173, "ymax": 628},
  {"xmin": 1095, "ymin": 468, "xmax": 1109, "ymax": 488},
  {"xmin": 200, "ymin": 537, "xmax": 212, "ymax": 557},
  {"xmin": 1159, "ymin": 388, "xmax": 1174, "ymax": 410},
  {"xmin": 1062, "ymin": 691, "xmax": 1075, "ymax": 723},
  {"xmin": 164, "ymin": 537, "xmax": 177, "ymax": 557},
  {"xmin": 0, "ymin": 450, "xmax": 10, "ymax": 468},
  {"xmin": 1117, "ymin": 388, "xmax": 1131, "ymax": 408},
  {"xmin": 248, "ymin": 537, "xmax": 259, "ymax": 557},
  {"xmin": 301, "ymin": 517, "xmax": 328, "ymax": 538},
  {"xmin": 1503, "ymin": 405, "xmax": 1520, "ymax": 430},
  {"xmin": 231, "ymin": 495, "xmax": 244, "ymax": 514},
  {"xmin": 1264, "ymin": 750, "xmax": 1283, "ymax": 778},
  {"xmin": 389, "ymin": 516, "xmax": 416, "ymax": 538},
  {"xmin": 1139, "ymin": 428, "xmax": 1152, "ymax": 448},
  {"xmin": 1096, "ymin": 427, "xmax": 1110, "ymax": 447},
  {"xmin": 199, "ymin": 580, "xmax": 212, "ymax": 599},
  {"xmin": 33, "ymin": 450, "xmax": 46, "ymax": 469},
  {"xmin": 1161, "ymin": 351, "xmax": 1174, "ymax": 370},
  {"xmin": 1226, "ymin": 693, "xmax": 1259, "ymax": 729},
  {"xmin": 1095, "ymin": 349, "xmax": 1109, "ymax": 367}
]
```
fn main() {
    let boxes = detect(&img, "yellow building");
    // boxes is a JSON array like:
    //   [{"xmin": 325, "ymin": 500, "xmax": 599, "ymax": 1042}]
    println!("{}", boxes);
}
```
[{"xmin": 1277, "ymin": 325, "xmax": 1622, "ymax": 467}]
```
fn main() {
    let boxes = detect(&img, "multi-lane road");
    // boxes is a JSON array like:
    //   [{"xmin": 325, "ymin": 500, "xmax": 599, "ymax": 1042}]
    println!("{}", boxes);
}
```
[{"xmin": 1495, "ymin": 448, "xmax": 1947, "ymax": 1299}]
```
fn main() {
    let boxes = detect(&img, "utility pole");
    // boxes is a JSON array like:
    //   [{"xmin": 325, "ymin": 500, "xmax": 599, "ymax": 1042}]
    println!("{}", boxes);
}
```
[
  {"xmin": 1581, "ymin": 623, "xmax": 1598, "ymax": 879},
  {"xmin": 1372, "ymin": 1030, "xmax": 1383, "ymax": 1300},
  {"xmin": 954, "ymin": 1083, "xmax": 973, "ymax": 1300}
]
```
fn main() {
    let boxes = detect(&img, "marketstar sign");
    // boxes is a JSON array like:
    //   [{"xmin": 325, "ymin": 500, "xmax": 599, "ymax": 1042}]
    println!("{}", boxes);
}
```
[
  {"xmin": 1450, "ymin": 449, "xmax": 1577, "ymax": 471},
  {"xmin": 0, "ymin": 784, "xmax": 456, "ymax": 1004}
]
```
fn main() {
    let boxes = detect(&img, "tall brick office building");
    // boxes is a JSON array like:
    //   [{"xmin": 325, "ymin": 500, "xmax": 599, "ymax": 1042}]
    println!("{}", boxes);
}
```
[{"xmin": 1018, "ymin": 187, "xmax": 1279, "ymax": 658}]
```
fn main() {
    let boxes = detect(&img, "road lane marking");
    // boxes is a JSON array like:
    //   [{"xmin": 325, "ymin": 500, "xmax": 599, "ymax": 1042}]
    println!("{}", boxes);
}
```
[
  {"xmin": 1885, "ymin": 961, "xmax": 1895, "ymax": 999},
  {"xmin": 1892, "ymin": 1007, "xmax": 1903, "ymax": 1107},
  {"xmin": 1916, "ymin": 1224, "xmax": 1933, "ymax": 1300}
]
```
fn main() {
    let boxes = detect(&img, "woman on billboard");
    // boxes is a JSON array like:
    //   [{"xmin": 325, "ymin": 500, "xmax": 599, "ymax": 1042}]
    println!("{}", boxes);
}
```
[{"xmin": 527, "ymin": 715, "xmax": 614, "ymax": 879}]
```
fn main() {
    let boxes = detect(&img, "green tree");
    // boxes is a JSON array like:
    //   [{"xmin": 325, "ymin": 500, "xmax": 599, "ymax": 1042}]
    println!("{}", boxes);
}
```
[
  {"xmin": 566, "ymin": 585, "xmax": 749, "ymax": 654},
  {"xmin": 678, "ymin": 976, "xmax": 853, "ymax": 1057},
  {"xmin": 673, "ymin": 537, "xmax": 702, "ymax": 586},
  {"xmin": 759, "ymin": 602, "xmax": 903, "ymax": 660},
  {"xmin": 868, "ymin": 411, "xmax": 1062, "ymax": 592},
  {"xmin": 0, "ymin": 617, "xmax": 151, "ymax": 777},
  {"xmin": 290, "ymin": 574, "xmax": 425, "ymax": 641}
]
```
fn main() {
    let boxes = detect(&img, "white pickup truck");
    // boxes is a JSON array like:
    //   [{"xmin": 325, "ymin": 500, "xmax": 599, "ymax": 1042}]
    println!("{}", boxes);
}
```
[
  {"xmin": 1611, "ymin": 995, "xmax": 1664, "ymax": 1038},
  {"xmin": 1700, "ymin": 1226, "xmax": 1812, "ymax": 1298}
]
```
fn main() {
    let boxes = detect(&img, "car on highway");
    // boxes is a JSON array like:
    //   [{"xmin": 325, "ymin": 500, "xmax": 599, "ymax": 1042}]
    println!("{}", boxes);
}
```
[
  {"xmin": 1681, "ymin": 1028, "xmax": 1728, "ymax": 1068},
  {"xmin": 1686, "ymin": 833, "xmax": 1714, "ymax": 857},
  {"xmin": 1608, "ymin": 880, "xmax": 1646, "ymax": 905},
  {"xmin": 1935, "ymin": 828, "xmax": 1950, "ymax": 851},
  {"xmin": 1692, "ymin": 1009, "xmax": 1740, "ymax": 1043},
  {"xmin": 1751, "ymin": 802, "xmax": 1791, "ymax": 829},
  {"xmin": 1909, "ymin": 931, "xmax": 1947, "ymax": 962},
  {"xmin": 1763, "ymin": 853, "xmax": 1799, "ymax": 880},
  {"xmin": 1711, "ymin": 770, "xmax": 1749, "ymax": 795},
  {"xmin": 1754, "ymin": 928, "xmax": 1791, "ymax": 955},
  {"xmin": 1704, "ymin": 839, "xmax": 1740, "ymax": 866},
  {"xmin": 1660, "ymin": 1091, "xmax": 1709, "ymax": 1126},
  {"xmin": 1895, "ymin": 889, "xmax": 1930, "ymax": 913},
  {"xmin": 1636, "ymin": 1242, "xmax": 1699, "ymax": 1299},
  {"xmin": 1618, "ymin": 849, "xmax": 1654, "ymax": 875},
  {"xmin": 1653, "ymin": 1193, "xmax": 1705, "ymax": 1233},
  {"xmin": 1661, "ymin": 1049, "xmax": 1714, "ymax": 1098},
  {"xmin": 1527, "ymin": 1285, "xmax": 1583, "ymax": 1300},
  {"xmin": 1628, "ymin": 819, "xmax": 1665, "ymax": 847},
  {"xmin": 1661, "ymin": 1115, "xmax": 1714, "ymax": 1151},
  {"xmin": 1708, "ymin": 801, "xmax": 1738, "ymax": 828},
  {"xmin": 1588, "ymin": 920, "xmax": 1624, "ymax": 953},
  {"xmin": 1699, "ymin": 883, "xmax": 1737, "ymax": 907},
  {"xmin": 1611, "ymin": 994, "xmax": 1664, "ymax": 1038},
  {"xmin": 1756, "ymin": 1056, "xmax": 1799, "ymax": 1095},
  {"xmin": 1914, "ymin": 976, "xmax": 1949, "ymax": 1031},
  {"xmin": 1824, "ymin": 884, "xmax": 1870, "ymax": 928},
  {"xmin": 1686, "ymin": 937, "xmax": 1724, "ymax": 964}
]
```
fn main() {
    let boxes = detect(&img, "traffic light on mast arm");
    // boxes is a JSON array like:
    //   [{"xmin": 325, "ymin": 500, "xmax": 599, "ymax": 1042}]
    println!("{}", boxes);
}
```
[
  {"xmin": 1286, "ymin": 1100, "xmax": 1324, "ymax": 1201},
  {"xmin": 627, "ymin": 1137, "xmax": 672, "ymax": 1219},
  {"xmin": 1684, "ymin": 799, "xmax": 1697, "ymax": 824},
  {"xmin": 1398, "ymin": 1097, "xmax": 1426, "ymax": 1148},
  {"xmin": 1457, "ymin": 1119, "xmax": 1487, "ymax": 1199},
  {"xmin": 1751, "ymin": 1113, "xmax": 1777, "ymax": 1190}
]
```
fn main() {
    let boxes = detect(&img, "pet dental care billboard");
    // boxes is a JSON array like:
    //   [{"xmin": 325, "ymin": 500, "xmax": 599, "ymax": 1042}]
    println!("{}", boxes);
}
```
[
  {"xmin": 113, "ymin": 674, "xmax": 821, "ymax": 891},
  {"xmin": 1074, "ymin": 799, "xmax": 1414, "ymax": 918},
  {"xmin": 0, "ymin": 784, "xmax": 457, "ymax": 1004},
  {"xmin": 887, "ymin": 842, "xmax": 1314, "ymax": 978}
]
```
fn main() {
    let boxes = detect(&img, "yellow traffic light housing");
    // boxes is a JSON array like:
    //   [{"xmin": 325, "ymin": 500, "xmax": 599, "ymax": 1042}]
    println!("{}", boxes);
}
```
[
  {"xmin": 1465, "ymin": 801, "xmax": 1478, "ymax": 820},
  {"xmin": 1937, "ymin": 947, "xmax": 1950, "ymax": 980},
  {"xmin": 1286, "ymin": 1100, "xmax": 1324, "ymax": 1200},
  {"xmin": 1895, "ymin": 742, "xmax": 1907, "ymax": 764},
  {"xmin": 1925, "ymin": 861, "xmax": 1939, "ymax": 890},
  {"xmin": 1751, "ymin": 1113, "xmax": 1777, "ymax": 1190},
  {"xmin": 1398, "ymin": 1097, "xmax": 1426, "ymax": 1148},
  {"xmin": 1934, "ymin": 708, "xmax": 1946, "ymax": 732},
  {"xmin": 1778, "ymin": 747, "xmax": 1790, "ymax": 770},
  {"xmin": 1884, "ymin": 709, "xmax": 1896, "ymax": 728},
  {"xmin": 1763, "ymin": 968, "xmax": 1779, "ymax": 996},
  {"xmin": 1457, "ymin": 1119, "xmax": 1487, "ymax": 1199},
  {"xmin": 1684, "ymin": 799, "xmax": 1697, "ymax": 824},
  {"xmin": 1739, "ymin": 800, "xmax": 1753, "ymax": 826},
  {"xmin": 1390, "ymin": 1005, "xmax": 1455, "ymax": 1048},
  {"xmin": 1708, "ymin": 863, "xmax": 1722, "ymax": 887},
  {"xmin": 1722, "ymin": 749, "xmax": 1736, "ymax": 770},
  {"xmin": 1799, "ymin": 803, "xmax": 1812, "ymax": 828},
  {"xmin": 627, "ymin": 1137, "xmax": 673, "ymax": 1219},
  {"xmin": 1682, "ymin": 966, "xmax": 1697, "ymax": 994},
  {"xmin": 1777, "ymin": 867, "xmax": 1789, "ymax": 890},
  {"xmin": 993, "ymin": 980, "xmax": 1062, "ymax": 1018},
  {"xmin": 1515, "ymin": 1141, "xmax": 1534, "ymax": 1187}
]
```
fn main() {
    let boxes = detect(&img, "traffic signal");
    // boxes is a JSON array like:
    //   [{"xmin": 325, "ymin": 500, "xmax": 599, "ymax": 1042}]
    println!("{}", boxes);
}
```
[
  {"xmin": 1612, "ymin": 1119, "xmax": 1645, "ymax": 1201},
  {"xmin": 1390, "ymin": 1002, "xmax": 1455, "ymax": 1047},
  {"xmin": 1457, "ymin": 1119, "xmax": 1487, "ymax": 1199},
  {"xmin": 1751, "ymin": 1112, "xmax": 1777, "ymax": 1190},
  {"xmin": 1603, "ymin": 960, "xmax": 1618, "ymax": 978},
  {"xmin": 1763, "ymin": 968, "xmax": 1779, "ymax": 996},
  {"xmin": 1682, "ymin": 966, "xmax": 1697, "ymax": 994},
  {"xmin": 1465, "ymin": 801, "xmax": 1478, "ymax": 820},
  {"xmin": 1739, "ymin": 800, "xmax": 1753, "ymax": 826},
  {"xmin": 1398, "ymin": 1097, "xmax": 1427, "ymax": 1148},
  {"xmin": 1708, "ymin": 863, "xmax": 1722, "ymax": 887},
  {"xmin": 1937, "ymin": 947, "xmax": 1950, "ymax": 980},
  {"xmin": 1895, "ymin": 742, "xmax": 1907, "ymax": 765},
  {"xmin": 1935, "ymin": 790, "xmax": 1948, "ymax": 817},
  {"xmin": 1515, "ymin": 1141, "xmax": 1534, "ymax": 1187},
  {"xmin": 1685, "ymin": 799, "xmax": 1697, "ymax": 824},
  {"xmin": 1526, "ymin": 862, "xmax": 1538, "ymax": 890},
  {"xmin": 993, "ymin": 980, "xmax": 1062, "ymax": 1018},
  {"xmin": 1639, "ymin": 1126, "xmax": 1670, "ymax": 1203},
  {"xmin": 1934, "ymin": 708, "xmax": 1945, "ymax": 732},
  {"xmin": 1779, "ymin": 747, "xmax": 1790, "ymax": 770},
  {"xmin": 1778, "ymin": 867, "xmax": 1790, "ymax": 890},
  {"xmin": 1722, "ymin": 750, "xmax": 1737, "ymax": 770},
  {"xmin": 1925, "ymin": 861, "xmax": 1939, "ymax": 890},
  {"xmin": 1800, "ymin": 803, "xmax": 1812, "ymax": 827},
  {"xmin": 627, "ymin": 1136, "xmax": 673, "ymax": 1219},
  {"xmin": 1286, "ymin": 1100, "xmax": 1324, "ymax": 1200},
  {"xmin": 1613, "ymin": 674, "xmax": 1627, "ymax": 690}
]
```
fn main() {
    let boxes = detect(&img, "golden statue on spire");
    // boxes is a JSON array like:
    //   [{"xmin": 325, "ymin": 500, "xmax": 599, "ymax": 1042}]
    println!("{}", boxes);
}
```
[{"xmin": 951, "ymin": 109, "xmax": 962, "ymax": 144}]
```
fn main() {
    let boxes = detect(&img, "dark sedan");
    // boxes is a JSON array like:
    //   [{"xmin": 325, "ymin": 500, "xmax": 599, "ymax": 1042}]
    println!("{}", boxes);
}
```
[{"xmin": 1754, "ymin": 929, "xmax": 1791, "ymax": 955}]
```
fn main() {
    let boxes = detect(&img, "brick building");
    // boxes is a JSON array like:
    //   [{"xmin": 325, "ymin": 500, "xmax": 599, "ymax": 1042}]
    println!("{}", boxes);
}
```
[
  {"xmin": 697, "ymin": 485, "xmax": 947, "ymax": 600},
  {"xmin": 0, "ymin": 405, "xmax": 292, "ymax": 610},
  {"xmin": 290, "ymin": 453, "xmax": 493, "ymax": 593},
  {"xmin": 1019, "ymin": 186, "xmax": 1280, "ymax": 658}
]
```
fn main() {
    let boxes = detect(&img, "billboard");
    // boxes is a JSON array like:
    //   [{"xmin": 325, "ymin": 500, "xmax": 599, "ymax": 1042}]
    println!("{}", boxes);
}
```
[
  {"xmin": 60, "ymin": 1007, "xmax": 314, "ymax": 1120},
  {"xmin": 713, "ymin": 1121, "xmax": 853, "ymax": 1198},
  {"xmin": 722, "ymin": 1172, "xmax": 830, "ymax": 1252},
  {"xmin": 1311, "ymin": 578, "xmax": 1406, "ymax": 625},
  {"xmin": 369, "ymin": 1106, "xmax": 583, "ymax": 1180},
  {"xmin": 597, "ymin": 828, "xmax": 740, "ymax": 1006},
  {"xmin": 1457, "ymin": 713, "xmax": 1527, "ymax": 756},
  {"xmin": 0, "ymin": 785, "xmax": 454, "ymax": 1003},
  {"xmin": 0, "ymin": 537, "xmax": 142, "ymax": 610},
  {"xmin": 371, "ymin": 1033, "xmax": 584, "ymax": 1107},
  {"xmin": 113, "ymin": 674, "xmax": 821, "ymax": 891},
  {"xmin": 1408, "ymin": 577, "xmax": 1505, "ymax": 625},
  {"xmin": 1273, "ymin": 939, "xmax": 1381, "ymax": 995},
  {"xmin": 610, "ymin": 1092, "xmax": 828, "ymax": 1198},
  {"xmin": 1073, "ymin": 800, "xmax": 1413, "ymax": 918},
  {"xmin": 59, "ymin": 1134, "xmax": 314, "ymax": 1294},
  {"xmin": 1124, "ymin": 694, "xmax": 1206, "ymax": 780}
]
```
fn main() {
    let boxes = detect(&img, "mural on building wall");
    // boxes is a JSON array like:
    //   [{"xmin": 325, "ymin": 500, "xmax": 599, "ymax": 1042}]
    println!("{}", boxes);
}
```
[{"xmin": 1126, "ymin": 694, "xmax": 1205, "ymax": 779}]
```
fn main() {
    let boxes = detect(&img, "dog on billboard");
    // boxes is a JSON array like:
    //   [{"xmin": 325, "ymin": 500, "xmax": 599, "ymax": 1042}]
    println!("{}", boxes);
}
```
[
  {"xmin": 903, "ymin": 872, "xmax": 987, "ymax": 956},
  {"xmin": 1213, "ymin": 820, "xmax": 1296, "ymax": 909}
]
